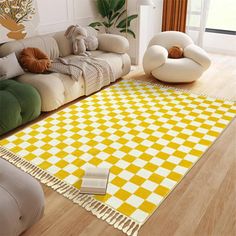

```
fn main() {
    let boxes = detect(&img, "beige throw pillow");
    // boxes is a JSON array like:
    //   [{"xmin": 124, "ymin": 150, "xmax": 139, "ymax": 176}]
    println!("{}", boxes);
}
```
[{"xmin": 0, "ymin": 53, "xmax": 24, "ymax": 80}]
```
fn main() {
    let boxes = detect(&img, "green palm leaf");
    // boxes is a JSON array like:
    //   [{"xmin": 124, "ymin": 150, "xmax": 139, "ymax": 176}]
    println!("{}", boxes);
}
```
[
  {"xmin": 89, "ymin": 22, "xmax": 103, "ymax": 28},
  {"xmin": 117, "ymin": 14, "xmax": 138, "ymax": 28},
  {"xmin": 97, "ymin": 0, "xmax": 109, "ymax": 17},
  {"xmin": 114, "ymin": 0, "xmax": 126, "ymax": 12},
  {"xmin": 102, "ymin": 21, "xmax": 113, "ymax": 28},
  {"xmin": 120, "ymin": 29, "xmax": 136, "ymax": 38},
  {"xmin": 114, "ymin": 9, "xmax": 126, "ymax": 25},
  {"xmin": 110, "ymin": 11, "xmax": 121, "ymax": 22},
  {"xmin": 108, "ymin": 0, "xmax": 117, "ymax": 10}
]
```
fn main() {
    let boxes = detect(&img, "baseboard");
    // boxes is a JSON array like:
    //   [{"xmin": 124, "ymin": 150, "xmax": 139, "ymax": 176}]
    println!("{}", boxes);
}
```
[{"xmin": 205, "ymin": 47, "xmax": 236, "ymax": 56}]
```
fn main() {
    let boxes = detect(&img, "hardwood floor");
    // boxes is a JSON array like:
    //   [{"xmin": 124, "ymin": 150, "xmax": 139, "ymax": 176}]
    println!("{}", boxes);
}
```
[{"xmin": 18, "ymin": 53, "xmax": 236, "ymax": 236}]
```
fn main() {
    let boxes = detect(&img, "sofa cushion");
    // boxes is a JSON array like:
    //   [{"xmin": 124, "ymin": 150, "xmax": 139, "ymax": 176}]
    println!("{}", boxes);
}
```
[
  {"xmin": 53, "ymin": 31, "xmax": 73, "ymax": 57},
  {"xmin": 0, "ymin": 35, "xmax": 59, "ymax": 60},
  {"xmin": 97, "ymin": 34, "xmax": 129, "ymax": 54},
  {"xmin": 20, "ymin": 47, "xmax": 51, "ymax": 73},
  {"xmin": 0, "ymin": 53, "xmax": 24, "ymax": 80},
  {"xmin": 17, "ymin": 73, "xmax": 85, "ymax": 112},
  {"xmin": 0, "ymin": 80, "xmax": 41, "ymax": 135}
]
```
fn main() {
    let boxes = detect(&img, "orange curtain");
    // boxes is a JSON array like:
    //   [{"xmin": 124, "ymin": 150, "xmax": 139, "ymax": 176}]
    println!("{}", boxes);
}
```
[{"xmin": 162, "ymin": 0, "xmax": 188, "ymax": 32}]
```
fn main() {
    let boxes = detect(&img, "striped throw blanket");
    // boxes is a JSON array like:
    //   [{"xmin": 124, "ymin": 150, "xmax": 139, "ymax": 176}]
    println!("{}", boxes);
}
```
[{"xmin": 49, "ymin": 55, "xmax": 114, "ymax": 96}]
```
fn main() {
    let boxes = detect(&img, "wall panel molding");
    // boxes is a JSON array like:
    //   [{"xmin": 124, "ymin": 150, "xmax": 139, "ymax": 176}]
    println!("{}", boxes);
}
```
[{"xmin": 37, "ymin": 0, "xmax": 96, "ymax": 34}]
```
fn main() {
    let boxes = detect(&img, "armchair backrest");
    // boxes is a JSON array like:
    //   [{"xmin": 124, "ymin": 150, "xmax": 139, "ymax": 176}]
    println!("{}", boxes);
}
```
[{"xmin": 148, "ymin": 31, "xmax": 193, "ymax": 50}]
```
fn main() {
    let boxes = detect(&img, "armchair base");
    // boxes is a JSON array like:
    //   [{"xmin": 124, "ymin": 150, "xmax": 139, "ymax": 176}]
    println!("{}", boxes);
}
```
[{"xmin": 152, "ymin": 57, "xmax": 204, "ymax": 83}]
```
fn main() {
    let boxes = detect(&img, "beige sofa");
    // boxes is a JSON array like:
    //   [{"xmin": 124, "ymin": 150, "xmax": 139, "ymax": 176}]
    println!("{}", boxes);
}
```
[{"xmin": 0, "ymin": 30, "xmax": 131, "ymax": 112}]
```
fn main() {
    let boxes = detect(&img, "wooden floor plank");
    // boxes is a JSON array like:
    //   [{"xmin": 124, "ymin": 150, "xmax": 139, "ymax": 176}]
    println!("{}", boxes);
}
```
[{"xmin": 195, "ymin": 161, "xmax": 236, "ymax": 236}]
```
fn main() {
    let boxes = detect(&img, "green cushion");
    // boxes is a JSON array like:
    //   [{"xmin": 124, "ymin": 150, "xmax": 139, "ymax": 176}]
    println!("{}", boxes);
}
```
[{"xmin": 0, "ymin": 80, "xmax": 41, "ymax": 135}]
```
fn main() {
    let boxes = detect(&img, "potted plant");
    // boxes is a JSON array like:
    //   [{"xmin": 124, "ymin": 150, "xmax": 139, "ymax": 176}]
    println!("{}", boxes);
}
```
[{"xmin": 89, "ymin": 0, "xmax": 138, "ymax": 38}]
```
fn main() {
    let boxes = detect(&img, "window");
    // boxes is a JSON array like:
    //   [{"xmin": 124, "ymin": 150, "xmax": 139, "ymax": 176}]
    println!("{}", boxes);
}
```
[
  {"xmin": 206, "ymin": 0, "xmax": 236, "ymax": 34},
  {"xmin": 186, "ymin": 0, "xmax": 202, "ymax": 30}
]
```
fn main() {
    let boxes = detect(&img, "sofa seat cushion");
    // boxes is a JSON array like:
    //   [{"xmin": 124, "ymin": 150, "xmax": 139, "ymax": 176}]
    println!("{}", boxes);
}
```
[
  {"xmin": 17, "ymin": 73, "xmax": 85, "ymax": 112},
  {"xmin": 0, "ymin": 80, "xmax": 41, "ymax": 135},
  {"xmin": 90, "ymin": 50, "xmax": 131, "ymax": 78}
]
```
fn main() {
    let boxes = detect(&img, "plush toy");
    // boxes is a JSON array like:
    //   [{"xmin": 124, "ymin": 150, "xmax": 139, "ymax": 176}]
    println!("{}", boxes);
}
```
[
  {"xmin": 64, "ymin": 25, "xmax": 98, "ymax": 56},
  {"xmin": 168, "ymin": 45, "xmax": 184, "ymax": 59}
]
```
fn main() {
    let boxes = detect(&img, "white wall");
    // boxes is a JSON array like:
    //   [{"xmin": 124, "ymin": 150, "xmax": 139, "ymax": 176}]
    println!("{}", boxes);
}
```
[
  {"xmin": 36, "ymin": 0, "xmax": 163, "ymax": 64},
  {"xmin": 136, "ymin": 0, "xmax": 163, "ymax": 64},
  {"xmin": 204, "ymin": 33, "xmax": 236, "ymax": 56},
  {"xmin": 126, "ymin": 0, "xmax": 163, "ymax": 64},
  {"xmin": 37, "ymin": 0, "xmax": 97, "ymax": 34}
]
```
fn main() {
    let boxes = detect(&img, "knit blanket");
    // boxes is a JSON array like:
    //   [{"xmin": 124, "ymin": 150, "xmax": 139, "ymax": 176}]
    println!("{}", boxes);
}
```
[{"xmin": 49, "ymin": 55, "xmax": 114, "ymax": 96}]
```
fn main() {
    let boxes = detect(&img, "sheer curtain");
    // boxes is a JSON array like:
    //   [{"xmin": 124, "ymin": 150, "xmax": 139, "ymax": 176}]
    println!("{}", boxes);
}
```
[{"xmin": 186, "ymin": 0, "xmax": 211, "ymax": 46}]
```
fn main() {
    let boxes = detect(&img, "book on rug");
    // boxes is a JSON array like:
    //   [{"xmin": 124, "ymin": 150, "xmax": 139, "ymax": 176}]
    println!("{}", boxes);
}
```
[{"xmin": 80, "ymin": 167, "xmax": 110, "ymax": 195}]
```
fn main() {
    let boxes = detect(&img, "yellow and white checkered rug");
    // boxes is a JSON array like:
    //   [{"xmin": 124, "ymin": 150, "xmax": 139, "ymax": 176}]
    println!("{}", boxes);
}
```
[{"xmin": 1, "ymin": 80, "xmax": 235, "ymax": 236}]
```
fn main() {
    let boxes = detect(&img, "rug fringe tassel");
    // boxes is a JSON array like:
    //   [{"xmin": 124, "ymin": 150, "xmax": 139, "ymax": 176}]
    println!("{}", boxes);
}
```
[{"xmin": 0, "ymin": 146, "xmax": 142, "ymax": 236}]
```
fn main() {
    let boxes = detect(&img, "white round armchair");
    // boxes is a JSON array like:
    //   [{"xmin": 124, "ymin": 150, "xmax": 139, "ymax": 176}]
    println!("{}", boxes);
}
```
[{"xmin": 143, "ymin": 31, "xmax": 211, "ymax": 83}]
